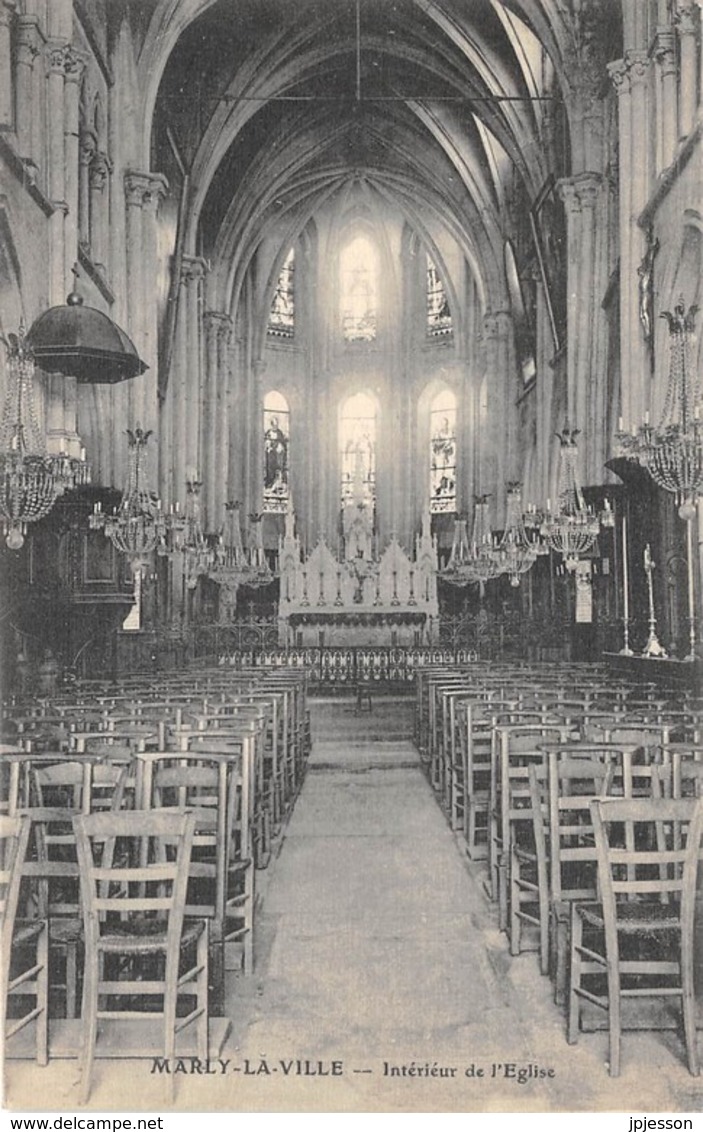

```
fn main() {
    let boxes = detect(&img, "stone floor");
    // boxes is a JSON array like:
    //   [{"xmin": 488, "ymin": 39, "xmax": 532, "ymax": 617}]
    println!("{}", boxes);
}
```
[{"xmin": 5, "ymin": 696, "xmax": 703, "ymax": 1113}]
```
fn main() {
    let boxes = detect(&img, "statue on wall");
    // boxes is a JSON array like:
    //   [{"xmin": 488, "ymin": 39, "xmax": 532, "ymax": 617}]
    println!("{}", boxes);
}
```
[
  {"xmin": 637, "ymin": 231, "xmax": 660, "ymax": 347},
  {"xmin": 344, "ymin": 499, "xmax": 374, "ymax": 561}
]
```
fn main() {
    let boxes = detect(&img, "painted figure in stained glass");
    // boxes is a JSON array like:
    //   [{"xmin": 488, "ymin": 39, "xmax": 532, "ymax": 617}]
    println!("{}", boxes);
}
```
[
  {"xmin": 268, "ymin": 247, "xmax": 295, "ymax": 337},
  {"xmin": 429, "ymin": 390, "xmax": 457, "ymax": 513},
  {"xmin": 341, "ymin": 235, "xmax": 378, "ymax": 342},
  {"xmin": 263, "ymin": 391, "xmax": 290, "ymax": 513},
  {"xmin": 426, "ymin": 255, "xmax": 453, "ymax": 337}
]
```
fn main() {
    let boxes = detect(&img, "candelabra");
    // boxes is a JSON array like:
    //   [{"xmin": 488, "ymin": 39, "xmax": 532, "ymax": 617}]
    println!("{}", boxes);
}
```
[
  {"xmin": 89, "ymin": 427, "xmax": 180, "ymax": 573},
  {"xmin": 180, "ymin": 479, "xmax": 214, "ymax": 590},
  {"xmin": 490, "ymin": 482, "xmax": 542, "ymax": 588},
  {"xmin": 642, "ymin": 543, "xmax": 667, "ymax": 658},
  {"xmin": 541, "ymin": 429, "xmax": 614, "ymax": 571},
  {"xmin": 210, "ymin": 502, "xmax": 275, "ymax": 591},
  {"xmin": 0, "ymin": 323, "xmax": 90, "ymax": 548}
]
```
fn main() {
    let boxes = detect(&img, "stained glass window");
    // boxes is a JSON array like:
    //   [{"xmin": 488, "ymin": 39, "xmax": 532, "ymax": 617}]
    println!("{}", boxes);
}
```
[
  {"xmin": 426, "ymin": 255, "xmax": 453, "ymax": 337},
  {"xmin": 263, "ymin": 390, "xmax": 290, "ymax": 513},
  {"xmin": 268, "ymin": 247, "xmax": 295, "ymax": 338},
  {"xmin": 340, "ymin": 391, "xmax": 377, "ymax": 506},
  {"xmin": 341, "ymin": 235, "xmax": 378, "ymax": 342},
  {"xmin": 429, "ymin": 389, "xmax": 457, "ymax": 513}
]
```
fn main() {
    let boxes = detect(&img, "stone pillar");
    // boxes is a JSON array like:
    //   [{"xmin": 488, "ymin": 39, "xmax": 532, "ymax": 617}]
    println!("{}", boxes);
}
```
[
  {"xmin": 481, "ymin": 310, "xmax": 514, "ymax": 526},
  {"xmin": 557, "ymin": 173, "xmax": 610, "ymax": 483},
  {"xmin": 675, "ymin": 1, "xmax": 699, "ymax": 135},
  {"xmin": 249, "ymin": 357, "xmax": 266, "ymax": 516},
  {"xmin": 62, "ymin": 46, "xmax": 85, "ymax": 289},
  {"xmin": 15, "ymin": 16, "xmax": 41, "ymax": 174},
  {"xmin": 88, "ymin": 151, "xmax": 111, "ymax": 270},
  {"xmin": 608, "ymin": 52, "xmax": 651, "ymax": 431},
  {"xmin": 652, "ymin": 28, "xmax": 678, "ymax": 171},
  {"xmin": 0, "ymin": 2, "xmax": 14, "ymax": 128},
  {"xmin": 203, "ymin": 311, "xmax": 232, "ymax": 531},
  {"xmin": 45, "ymin": 42, "xmax": 69, "ymax": 305}
]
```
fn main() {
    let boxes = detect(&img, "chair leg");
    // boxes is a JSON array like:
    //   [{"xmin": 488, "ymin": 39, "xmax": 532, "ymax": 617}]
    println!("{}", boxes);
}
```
[
  {"xmin": 66, "ymin": 941, "xmax": 78, "ymax": 1020},
  {"xmin": 36, "ymin": 922, "xmax": 49, "ymax": 1066},
  {"xmin": 567, "ymin": 905, "xmax": 582, "ymax": 1045},
  {"xmin": 79, "ymin": 950, "xmax": 99, "ymax": 1104},
  {"xmin": 508, "ymin": 847, "xmax": 520, "ymax": 956},
  {"xmin": 163, "ymin": 958, "xmax": 178, "ymax": 1103},
  {"xmin": 197, "ymin": 924, "xmax": 209, "ymax": 1061},
  {"xmin": 606, "ymin": 944, "xmax": 621, "ymax": 1078},
  {"xmin": 497, "ymin": 854, "xmax": 508, "ymax": 931},
  {"xmin": 681, "ymin": 930, "xmax": 700, "ymax": 1076}
]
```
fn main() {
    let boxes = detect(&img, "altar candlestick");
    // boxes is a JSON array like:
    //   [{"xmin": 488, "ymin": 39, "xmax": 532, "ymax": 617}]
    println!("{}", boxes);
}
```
[{"xmin": 620, "ymin": 512, "xmax": 633, "ymax": 656}]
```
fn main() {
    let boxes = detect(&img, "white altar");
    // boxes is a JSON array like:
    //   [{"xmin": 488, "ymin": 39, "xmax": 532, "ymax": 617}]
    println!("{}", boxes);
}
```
[{"xmin": 277, "ymin": 508, "xmax": 439, "ymax": 647}]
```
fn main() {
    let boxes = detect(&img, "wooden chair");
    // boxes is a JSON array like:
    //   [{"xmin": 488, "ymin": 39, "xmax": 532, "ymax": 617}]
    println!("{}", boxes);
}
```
[
  {"xmin": 25, "ymin": 760, "xmax": 128, "ymax": 1018},
  {"xmin": 1, "ymin": 813, "xmax": 49, "ymax": 1064},
  {"xmin": 568, "ymin": 796, "xmax": 703, "ymax": 1077},
  {"xmin": 73, "ymin": 808, "xmax": 208, "ymax": 1102}
]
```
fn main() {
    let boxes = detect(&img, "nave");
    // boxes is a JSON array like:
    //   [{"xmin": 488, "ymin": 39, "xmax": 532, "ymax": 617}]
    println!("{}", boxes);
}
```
[{"xmin": 5, "ymin": 697, "xmax": 701, "ymax": 1114}]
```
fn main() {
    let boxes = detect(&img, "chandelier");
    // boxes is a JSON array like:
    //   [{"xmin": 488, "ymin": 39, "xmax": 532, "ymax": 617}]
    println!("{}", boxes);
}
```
[
  {"xmin": 180, "ymin": 479, "xmax": 214, "ymax": 590},
  {"xmin": 541, "ymin": 429, "xmax": 613, "ymax": 571},
  {"xmin": 617, "ymin": 302, "xmax": 702, "ymax": 520},
  {"xmin": 0, "ymin": 323, "xmax": 90, "ymax": 549},
  {"xmin": 90, "ymin": 427, "xmax": 181, "ymax": 572},
  {"xmin": 210, "ymin": 502, "xmax": 275, "ymax": 591},
  {"xmin": 490, "ymin": 482, "xmax": 543, "ymax": 587},
  {"xmin": 440, "ymin": 495, "xmax": 501, "ymax": 589}
]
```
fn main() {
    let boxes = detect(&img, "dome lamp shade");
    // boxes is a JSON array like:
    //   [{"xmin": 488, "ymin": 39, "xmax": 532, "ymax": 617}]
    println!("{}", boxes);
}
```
[{"xmin": 26, "ymin": 293, "xmax": 148, "ymax": 384}]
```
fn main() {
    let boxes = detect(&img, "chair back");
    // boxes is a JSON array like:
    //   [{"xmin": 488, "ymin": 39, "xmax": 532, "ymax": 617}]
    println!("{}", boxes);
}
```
[
  {"xmin": 0, "ymin": 814, "xmax": 32, "ymax": 983},
  {"xmin": 72, "ymin": 809, "xmax": 196, "ymax": 958}
]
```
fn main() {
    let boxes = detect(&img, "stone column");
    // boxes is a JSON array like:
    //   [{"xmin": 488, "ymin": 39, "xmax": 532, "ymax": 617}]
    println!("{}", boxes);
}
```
[
  {"xmin": 62, "ymin": 46, "xmax": 85, "ymax": 288},
  {"xmin": 608, "ymin": 52, "xmax": 651, "ymax": 431},
  {"xmin": 0, "ymin": 2, "xmax": 14, "ymax": 128},
  {"xmin": 557, "ymin": 173, "xmax": 610, "ymax": 482},
  {"xmin": 203, "ymin": 311, "xmax": 232, "ymax": 531},
  {"xmin": 481, "ymin": 310, "xmax": 514, "ymax": 526},
  {"xmin": 675, "ymin": 1, "xmax": 699, "ymax": 135},
  {"xmin": 45, "ymin": 42, "xmax": 69, "ymax": 305},
  {"xmin": 652, "ymin": 28, "xmax": 678, "ymax": 170},
  {"xmin": 15, "ymin": 16, "xmax": 40, "ymax": 174}
]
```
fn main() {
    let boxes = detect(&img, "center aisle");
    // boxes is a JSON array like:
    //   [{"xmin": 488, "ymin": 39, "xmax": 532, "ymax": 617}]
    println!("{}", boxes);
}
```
[{"xmin": 221, "ymin": 697, "xmax": 698, "ymax": 1113}]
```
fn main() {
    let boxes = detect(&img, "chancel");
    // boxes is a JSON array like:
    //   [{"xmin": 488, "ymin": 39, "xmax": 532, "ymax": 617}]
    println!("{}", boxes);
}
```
[{"xmin": 1, "ymin": 0, "xmax": 703, "ymax": 1114}]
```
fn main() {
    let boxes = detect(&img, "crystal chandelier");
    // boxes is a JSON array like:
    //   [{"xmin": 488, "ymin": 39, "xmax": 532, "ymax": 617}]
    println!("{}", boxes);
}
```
[
  {"xmin": 541, "ymin": 429, "xmax": 613, "ymax": 571},
  {"xmin": 490, "ymin": 482, "xmax": 543, "ymax": 587},
  {"xmin": 180, "ymin": 479, "xmax": 214, "ymax": 590},
  {"xmin": 617, "ymin": 302, "xmax": 702, "ymax": 520},
  {"xmin": 440, "ymin": 495, "xmax": 501, "ymax": 589},
  {"xmin": 210, "ymin": 502, "xmax": 274, "ymax": 591},
  {"xmin": 90, "ymin": 427, "xmax": 181, "ymax": 572},
  {"xmin": 0, "ymin": 322, "xmax": 90, "ymax": 549}
]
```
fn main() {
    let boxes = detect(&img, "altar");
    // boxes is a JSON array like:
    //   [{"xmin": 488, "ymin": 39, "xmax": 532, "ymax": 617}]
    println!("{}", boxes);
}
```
[{"xmin": 277, "ymin": 508, "xmax": 439, "ymax": 647}]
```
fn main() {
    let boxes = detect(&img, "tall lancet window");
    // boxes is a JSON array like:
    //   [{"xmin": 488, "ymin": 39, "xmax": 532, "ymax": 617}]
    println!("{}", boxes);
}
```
[
  {"xmin": 268, "ymin": 247, "xmax": 295, "ymax": 338},
  {"xmin": 429, "ymin": 389, "xmax": 457, "ymax": 513},
  {"xmin": 341, "ymin": 235, "xmax": 378, "ymax": 342},
  {"xmin": 263, "ymin": 390, "xmax": 290, "ymax": 513},
  {"xmin": 340, "ymin": 392, "xmax": 377, "ymax": 506},
  {"xmin": 426, "ymin": 255, "xmax": 453, "ymax": 337}
]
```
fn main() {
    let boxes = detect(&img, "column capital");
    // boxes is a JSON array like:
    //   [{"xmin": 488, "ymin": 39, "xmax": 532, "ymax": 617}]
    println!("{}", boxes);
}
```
[
  {"xmin": 556, "ymin": 171, "xmax": 605, "ymax": 212},
  {"xmin": 124, "ymin": 169, "xmax": 167, "ymax": 208},
  {"xmin": 180, "ymin": 254, "xmax": 208, "ymax": 286},
  {"xmin": 62, "ymin": 45, "xmax": 87, "ymax": 84},
  {"xmin": 203, "ymin": 310, "xmax": 233, "ymax": 332},
  {"xmin": 16, "ymin": 15, "xmax": 41, "ymax": 60},
  {"xmin": 651, "ymin": 27, "xmax": 677, "ymax": 73},
  {"xmin": 674, "ymin": 0, "xmax": 698, "ymax": 35},
  {"xmin": 482, "ymin": 310, "xmax": 511, "ymax": 339},
  {"xmin": 608, "ymin": 50, "xmax": 649, "ymax": 93}
]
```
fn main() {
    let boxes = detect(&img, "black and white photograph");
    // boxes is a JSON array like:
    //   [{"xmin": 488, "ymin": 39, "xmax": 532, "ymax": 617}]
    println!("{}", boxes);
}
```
[{"xmin": 0, "ymin": 0, "xmax": 702, "ymax": 1117}]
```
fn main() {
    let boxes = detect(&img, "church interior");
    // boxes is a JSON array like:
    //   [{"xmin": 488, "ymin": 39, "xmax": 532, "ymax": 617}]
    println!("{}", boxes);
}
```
[{"xmin": 1, "ymin": 0, "xmax": 703, "ymax": 1114}]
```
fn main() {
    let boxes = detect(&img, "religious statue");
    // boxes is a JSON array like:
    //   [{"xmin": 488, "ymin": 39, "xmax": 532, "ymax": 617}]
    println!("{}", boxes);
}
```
[{"xmin": 637, "ymin": 232, "xmax": 660, "ymax": 347}]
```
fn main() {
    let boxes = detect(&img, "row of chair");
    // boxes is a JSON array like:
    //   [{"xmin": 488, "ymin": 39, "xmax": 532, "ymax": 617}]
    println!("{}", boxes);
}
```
[
  {"xmin": 415, "ymin": 661, "xmax": 703, "ymax": 1078},
  {"xmin": 1, "ymin": 665, "xmax": 311, "ymax": 1099}
]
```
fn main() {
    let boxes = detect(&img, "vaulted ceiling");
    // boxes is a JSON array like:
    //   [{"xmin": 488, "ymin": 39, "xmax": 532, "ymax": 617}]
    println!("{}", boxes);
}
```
[{"xmin": 133, "ymin": 0, "xmax": 622, "ymax": 310}]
